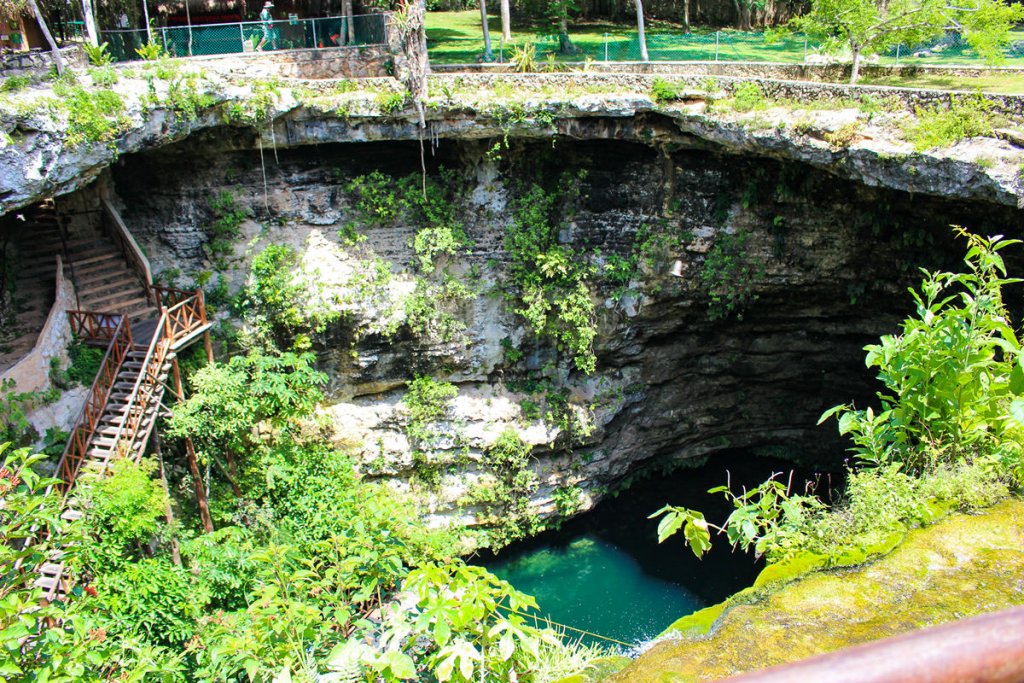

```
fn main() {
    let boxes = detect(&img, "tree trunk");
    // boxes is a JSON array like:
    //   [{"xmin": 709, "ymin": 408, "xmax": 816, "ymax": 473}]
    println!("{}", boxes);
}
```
[
  {"xmin": 80, "ymin": 0, "xmax": 99, "ymax": 46},
  {"xmin": 849, "ymin": 45, "xmax": 862, "ymax": 85},
  {"xmin": 142, "ymin": 0, "xmax": 152, "ymax": 42},
  {"xmin": 635, "ymin": 0, "xmax": 648, "ymax": 62},
  {"xmin": 557, "ymin": 8, "xmax": 575, "ymax": 54},
  {"xmin": 345, "ymin": 0, "xmax": 355, "ymax": 44},
  {"xmin": 27, "ymin": 0, "xmax": 64, "ymax": 74},
  {"xmin": 500, "ymin": 0, "xmax": 511, "ymax": 42},
  {"xmin": 186, "ymin": 438, "xmax": 214, "ymax": 533},
  {"xmin": 225, "ymin": 448, "xmax": 242, "ymax": 498},
  {"xmin": 683, "ymin": 0, "xmax": 690, "ymax": 33},
  {"xmin": 150, "ymin": 431, "xmax": 182, "ymax": 567},
  {"xmin": 480, "ymin": 0, "xmax": 493, "ymax": 60}
]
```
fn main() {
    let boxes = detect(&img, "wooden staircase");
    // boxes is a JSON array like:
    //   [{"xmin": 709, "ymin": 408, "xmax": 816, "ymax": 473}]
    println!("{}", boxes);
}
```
[
  {"xmin": 0, "ymin": 199, "xmax": 157, "ymax": 374},
  {"xmin": 25, "ymin": 286, "xmax": 213, "ymax": 602},
  {"xmin": 0, "ymin": 202, "xmax": 62, "ymax": 372}
]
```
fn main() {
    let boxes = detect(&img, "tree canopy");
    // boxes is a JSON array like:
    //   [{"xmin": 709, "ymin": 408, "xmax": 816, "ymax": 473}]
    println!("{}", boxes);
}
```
[{"xmin": 790, "ymin": 0, "xmax": 1024, "ymax": 83}]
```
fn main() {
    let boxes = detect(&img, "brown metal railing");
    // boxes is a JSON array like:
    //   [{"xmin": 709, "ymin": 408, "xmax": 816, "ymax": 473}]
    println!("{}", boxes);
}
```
[
  {"xmin": 67, "ymin": 310, "xmax": 124, "ymax": 346},
  {"xmin": 54, "ymin": 315, "xmax": 131, "ymax": 490},
  {"xmin": 715, "ymin": 605, "xmax": 1024, "ymax": 683}
]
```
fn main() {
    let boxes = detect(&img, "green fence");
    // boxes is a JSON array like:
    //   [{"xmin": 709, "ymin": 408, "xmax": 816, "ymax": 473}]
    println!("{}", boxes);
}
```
[
  {"xmin": 101, "ymin": 13, "xmax": 387, "ymax": 62},
  {"xmin": 427, "ymin": 28, "xmax": 1024, "ymax": 67}
]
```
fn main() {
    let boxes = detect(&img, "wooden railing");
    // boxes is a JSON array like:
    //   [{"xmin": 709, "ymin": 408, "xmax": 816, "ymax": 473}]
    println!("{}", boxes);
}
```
[
  {"xmin": 100, "ymin": 198, "xmax": 153, "ymax": 304},
  {"xmin": 54, "ymin": 315, "xmax": 131, "ymax": 491},
  {"xmin": 22, "ymin": 289, "xmax": 209, "ymax": 602},
  {"xmin": 67, "ymin": 310, "xmax": 123, "ymax": 346},
  {"xmin": 154, "ymin": 286, "xmax": 209, "ymax": 348},
  {"xmin": 103, "ymin": 289, "xmax": 208, "ymax": 464}
]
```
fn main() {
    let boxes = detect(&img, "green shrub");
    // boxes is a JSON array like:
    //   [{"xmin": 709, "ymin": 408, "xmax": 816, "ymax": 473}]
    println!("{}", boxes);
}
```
[
  {"xmin": 135, "ymin": 39, "xmax": 166, "ymax": 61},
  {"xmin": 63, "ymin": 339, "xmax": 104, "ymax": 387},
  {"xmin": 730, "ymin": 81, "xmax": 768, "ymax": 112},
  {"xmin": 700, "ymin": 229, "xmax": 766, "ymax": 320},
  {"xmin": 510, "ymin": 42, "xmax": 538, "ymax": 72},
  {"xmin": 83, "ymin": 41, "xmax": 114, "ymax": 66},
  {"xmin": 651, "ymin": 77, "xmax": 682, "ymax": 103},
  {"xmin": 505, "ymin": 181, "xmax": 597, "ymax": 374},
  {"xmin": 0, "ymin": 75, "xmax": 31, "ymax": 93},
  {"xmin": 375, "ymin": 89, "xmax": 407, "ymax": 114},
  {"xmin": 51, "ymin": 84, "xmax": 129, "ymax": 147},
  {"xmin": 88, "ymin": 66, "xmax": 118, "ymax": 87},
  {"xmin": 903, "ymin": 94, "xmax": 998, "ymax": 151},
  {"xmin": 403, "ymin": 375, "xmax": 458, "ymax": 452}
]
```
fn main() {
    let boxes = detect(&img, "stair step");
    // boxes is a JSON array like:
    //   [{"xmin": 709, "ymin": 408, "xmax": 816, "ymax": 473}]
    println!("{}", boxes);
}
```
[
  {"xmin": 69, "ymin": 251, "xmax": 122, "ymax": 269},
  {"xmin": 84, "ymin": 292, "xmax": 148, "ymax": 311},
  {"xmin": 78, "ymin": 276, "xmax": 138, "ymax": 299},
  {"xmin": 39, "ymin": 562, "xmax": 63, "ymax": 575},
  {"xmin": 71, "ymin": 254, "xmax": 126, "ymax": 276},
  {"xmin": 35, "ymin": 576, "xmax": 58, "ymax": 590}
]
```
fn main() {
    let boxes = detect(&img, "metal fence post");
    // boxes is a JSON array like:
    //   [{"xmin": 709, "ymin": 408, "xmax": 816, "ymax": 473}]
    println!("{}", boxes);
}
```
[
  {"xmin": 895, "ymin": 43, "xmax": 901, "ymax": 66},
  {"xmin": 499, "ymin": 37, "xmax": 503, "ymax": 63},
  {"xmin": 312, "ymin": 18, "xmax": 318, "ymax": 48},
  {"xmin": 715, "ymin": 31, "xmax": 719, "ymax": 62},
  {"xmin": 240, "ymin": 22, "xmax": 246, "ymax": 50},
  {"xmin": 604, "ymin": 32, "xmax": 609, "ymax": 61},
  {"xmin": 803, "ymin": 36, "xmax": 807, "ymax": 61}
]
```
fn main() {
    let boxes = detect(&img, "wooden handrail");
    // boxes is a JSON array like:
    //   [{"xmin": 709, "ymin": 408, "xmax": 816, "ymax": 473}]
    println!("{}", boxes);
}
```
[
  {"xmin": 103, "ymin": 290, "xmax": 206, "ymax": 464},
  {"xmin": 67, "ymin": 310, "xmax": 123, "ymax": 345},
  {"xmin": 22, "ymin": 289, "xmax": 210, "ymax": 602},
  {"xmin": 100, "ymin": 198, "xmax": 153, "ymax": 302},
  {"xmin": 54, "ymin": 315, "xmax": 131, "ymax": 491}
]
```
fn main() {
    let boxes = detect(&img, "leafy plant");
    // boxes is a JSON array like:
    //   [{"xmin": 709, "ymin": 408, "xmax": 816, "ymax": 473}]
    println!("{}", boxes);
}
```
[
  {"xmin": 650, "ymin": 77, "xmax": 683, "ymax": 104},
  {"xmin": 505, "ymin": 180, "xmax": 598, "ymax": 374},
  {"xmin": 403, "ymin": 375, "xmax": 458, "ymax": 454},
  {"xmin": 376, "ymin": 89, "xmax": 407, "ymax": 114},
  {"xmin": 903, "ymin": 94, "xmax": 999, "ymax": 151},
  {"xmin": 510, "ymin": 42, "xmax": 538, "ymax": 72},
  {"xmin": 83, "ymin": 41, "xmax": 114, "ymax": 66},
  {"xmin": 730, "ymin": 81, "xmax": 768, "ymax": 112},
  {"xmin": 700, "ymin": 229, "xmax": 766, "ymax": 320},
  {"xmin": 0, "ymin": 75, "xmax": 31, "ymax": 93},
  {"xmin": 821, "ymin": 229, "xmax": 1024, "ymax": 473},
  {"xmin": 237, "ymin": 244, "xmax": 340, "ymax": 349},
  {"xmin": 135, "ymin": 38, "xmax": 166, "ymax": 61},
  {"xmin": 825, "ymin": 120, "xmax": 861, "ymax": 148},
  {"xmin": 656, "ymin": 230, "xmax": 1024, "ymax": 567}
]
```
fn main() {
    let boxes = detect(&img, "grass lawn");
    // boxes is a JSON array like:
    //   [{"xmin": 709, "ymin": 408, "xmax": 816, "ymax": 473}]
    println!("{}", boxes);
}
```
[{"xmin": 427, "ymin": 10, "xmax": 1024, "ymax": 77}]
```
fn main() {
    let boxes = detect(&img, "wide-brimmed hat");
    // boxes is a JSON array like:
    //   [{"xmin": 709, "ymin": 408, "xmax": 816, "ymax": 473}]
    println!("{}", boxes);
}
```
[{"xmin": 264, "ymin": 1, "xmax": 273, "ymax": 6}]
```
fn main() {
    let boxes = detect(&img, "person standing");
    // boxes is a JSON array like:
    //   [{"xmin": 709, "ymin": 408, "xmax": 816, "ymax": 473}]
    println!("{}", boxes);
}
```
[{"xmin": 256, "ymin": 1, "xmax": 275, "ymax": 51}]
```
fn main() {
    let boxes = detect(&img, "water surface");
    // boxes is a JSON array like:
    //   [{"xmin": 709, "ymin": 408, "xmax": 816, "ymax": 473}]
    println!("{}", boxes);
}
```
[{"xmin": 479, "ymin": 452, "xmax": 832, "ymax": 646}]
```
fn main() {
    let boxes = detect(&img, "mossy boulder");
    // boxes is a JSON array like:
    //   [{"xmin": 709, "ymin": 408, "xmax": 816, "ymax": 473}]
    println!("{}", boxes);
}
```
[{"xmin": 609, "ymin": 498, "xmax": 1024, "ymax": 683}]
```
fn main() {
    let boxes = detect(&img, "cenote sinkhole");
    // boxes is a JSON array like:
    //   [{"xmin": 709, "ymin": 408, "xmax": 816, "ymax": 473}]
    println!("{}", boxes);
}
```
[{"xmin": 477, "ymin": 451, "xmax": 838, "ymax": 648}]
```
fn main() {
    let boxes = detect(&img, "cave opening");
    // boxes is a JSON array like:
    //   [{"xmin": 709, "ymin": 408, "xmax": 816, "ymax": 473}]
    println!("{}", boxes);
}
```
[{"xmin": 72, "ymin": 130, "xmax": 1024, "ymax": 647}]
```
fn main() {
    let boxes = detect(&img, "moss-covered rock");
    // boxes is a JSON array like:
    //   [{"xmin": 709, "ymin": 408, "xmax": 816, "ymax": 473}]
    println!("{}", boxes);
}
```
[{"xmin": 609, "ymin": 498, "xmax": 1024, "ymax": 683}]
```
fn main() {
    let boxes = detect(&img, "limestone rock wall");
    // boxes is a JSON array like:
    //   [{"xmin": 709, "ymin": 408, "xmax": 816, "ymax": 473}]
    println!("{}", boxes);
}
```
[{"xmin": 102, "ymin": 129, "xmax": 1024, "ymax": 543}]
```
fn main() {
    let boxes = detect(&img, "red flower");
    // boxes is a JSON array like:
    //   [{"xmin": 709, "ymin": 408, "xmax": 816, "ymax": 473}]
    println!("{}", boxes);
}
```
[{"xmin": 84, "ymin": 585, "xmax": 97, "ymax": 597}]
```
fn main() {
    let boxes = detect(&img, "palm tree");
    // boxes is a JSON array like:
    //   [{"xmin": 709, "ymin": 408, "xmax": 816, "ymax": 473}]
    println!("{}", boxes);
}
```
[
  {"xmin": 479, "ymin": 0, "xmax": 493, "ymax": 60},
  {"xmin": 635, "ymin": 0, "xmax": 649, "ymax": 61},
  {"xmin": 500, "ymin": 0, "xmax": 511, "ymax": 42}
]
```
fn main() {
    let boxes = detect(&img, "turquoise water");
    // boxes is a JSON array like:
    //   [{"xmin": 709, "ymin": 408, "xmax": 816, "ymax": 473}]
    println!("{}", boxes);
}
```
[
  {"xmin": 480, "ymin": 452, "xmax": 832, "ymax": 647},
  {"xmin": 485, "ymin": 533, "xmax": 704, "ymax": 646}
]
